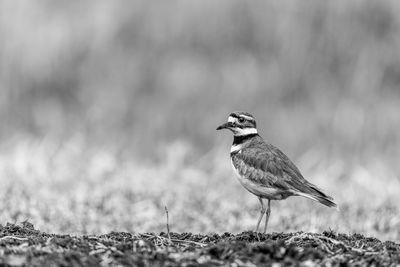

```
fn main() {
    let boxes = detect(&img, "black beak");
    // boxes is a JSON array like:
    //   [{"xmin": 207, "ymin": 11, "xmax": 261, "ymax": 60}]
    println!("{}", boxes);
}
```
[{"xmin": 216, "ymin": 122, "xmax": 233, "ymax": 130}]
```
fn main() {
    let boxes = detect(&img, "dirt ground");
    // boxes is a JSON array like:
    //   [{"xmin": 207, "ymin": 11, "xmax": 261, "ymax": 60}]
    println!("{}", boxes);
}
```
[{"xmin": 0, "ymin": 223, "xmax": 399, "ymax": 266}]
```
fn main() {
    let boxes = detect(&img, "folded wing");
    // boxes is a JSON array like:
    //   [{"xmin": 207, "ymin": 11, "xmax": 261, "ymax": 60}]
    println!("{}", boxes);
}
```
[{"xmin": 235, "ymin": 143, "xmax": 337, "ymax": 208}]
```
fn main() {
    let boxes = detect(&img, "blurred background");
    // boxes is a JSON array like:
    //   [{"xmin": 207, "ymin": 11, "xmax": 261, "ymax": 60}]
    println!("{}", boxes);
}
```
[{"xmin": 0, "ymin": 0, "xmax": 400, "ymax": 240}]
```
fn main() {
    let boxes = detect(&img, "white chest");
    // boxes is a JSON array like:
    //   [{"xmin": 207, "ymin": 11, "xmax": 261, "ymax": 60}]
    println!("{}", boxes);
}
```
[
  {"xmin": 230, "ymin": 145, "xmax": 243, "ymax": 179},
  {"xmin": 230, "ymin": 144, "xmax": 243, "ymax": 153},
  {"xmin": 230, "ymin": 157, "xmax": 242, "ymax": 179}
]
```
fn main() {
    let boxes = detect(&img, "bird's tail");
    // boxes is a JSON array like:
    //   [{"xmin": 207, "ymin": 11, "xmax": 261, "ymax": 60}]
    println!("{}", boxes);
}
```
[{"xmin": 295, "ymin": 187, "xmax": 338, "ymax": 210}]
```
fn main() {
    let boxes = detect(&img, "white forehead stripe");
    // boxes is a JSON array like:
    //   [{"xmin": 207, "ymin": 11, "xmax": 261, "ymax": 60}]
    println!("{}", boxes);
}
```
[
  {"xmin": 228, "ymin": 116, "xmax": 236, "ymax": 123},
  {"xmin": 234, "ymin": 127, "xmax": 258, "ymax": 136}
]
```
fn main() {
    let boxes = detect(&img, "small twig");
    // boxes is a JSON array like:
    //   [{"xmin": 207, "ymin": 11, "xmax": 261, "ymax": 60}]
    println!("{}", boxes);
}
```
[
  {"xmin": 0, "ymin": 236, "xmax": 28, "ymax": 241},
  {"xmin": 89, "ymin": 248, "xmax": 106, "ymax": 255},
  {"xmin": 317, "ymin": 235, "xmax": 344, "ymax": 246},
  {"xmin": 256, "ymin": 232, "xmax": 261, "ymax": 242},
  {"xmin": 165, "ymin": 206, "xmax": 171, "ymax": 241},
  {"xmin": 140, "ymin": 233, "xmax": 207, "ymax": 247},
  {"xmin": 285, "ymin": 232, "xmax": 310, "ymax": 244},
  {"xmin": 169, "ymin": 238, "xmax": 207, "ymax": 247},
  {"xmin": 285, "ymin": 233, "xmax": 366, "ymax": 254}
]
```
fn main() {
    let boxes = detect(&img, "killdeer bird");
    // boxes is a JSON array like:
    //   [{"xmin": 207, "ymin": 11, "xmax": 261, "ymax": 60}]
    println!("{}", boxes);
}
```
[{"xmin": 217, "ymin": 111, "xmax": 337, "ymax": 233}]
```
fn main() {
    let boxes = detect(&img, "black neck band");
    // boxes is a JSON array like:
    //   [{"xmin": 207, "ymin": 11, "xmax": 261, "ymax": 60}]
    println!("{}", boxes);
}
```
[{"xmin": 233, "ymin": 134, "xmax": 258, "ymax": 145}]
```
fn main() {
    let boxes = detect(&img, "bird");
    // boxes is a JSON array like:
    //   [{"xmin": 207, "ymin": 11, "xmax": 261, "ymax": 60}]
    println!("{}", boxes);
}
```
[{"xmin": 216, "ymin": 111, "xmax": 337, "ymax": 233}]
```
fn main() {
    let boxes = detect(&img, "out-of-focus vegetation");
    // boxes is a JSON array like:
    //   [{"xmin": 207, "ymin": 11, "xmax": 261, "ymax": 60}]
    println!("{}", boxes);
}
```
[{"xmin": 0, "ymin": 1, "xmax": 399, "ymax": 240}]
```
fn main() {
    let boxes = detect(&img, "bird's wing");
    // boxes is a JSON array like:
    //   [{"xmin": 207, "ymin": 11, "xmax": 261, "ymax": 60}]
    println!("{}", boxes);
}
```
[{"xmin": 236, "ymin": 143, "xmax": 321, "ymax": 195}]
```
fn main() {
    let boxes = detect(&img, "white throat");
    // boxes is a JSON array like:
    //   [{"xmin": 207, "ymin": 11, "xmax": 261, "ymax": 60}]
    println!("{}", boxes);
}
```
[{"xmin": 233, "ymin": 127, "xmax": 258, "ymax": 136}]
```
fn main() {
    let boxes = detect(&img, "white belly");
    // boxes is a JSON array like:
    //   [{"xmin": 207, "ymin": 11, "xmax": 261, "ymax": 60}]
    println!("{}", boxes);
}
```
[{"xmin": 230, "ymin": 157, "xmax": 285, "ymax": 200}]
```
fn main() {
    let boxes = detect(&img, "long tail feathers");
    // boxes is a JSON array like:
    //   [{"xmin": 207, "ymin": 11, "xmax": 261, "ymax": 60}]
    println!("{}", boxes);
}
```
[{"xmin": 295, "ymin": 191, "xmax": 339, "ymax": 210}]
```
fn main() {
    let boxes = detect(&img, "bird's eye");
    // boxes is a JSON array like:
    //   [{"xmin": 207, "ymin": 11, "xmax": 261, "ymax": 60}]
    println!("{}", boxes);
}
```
[{"xmin": 238, "ymin": 117, "xmax": 245, "ymax": 123}]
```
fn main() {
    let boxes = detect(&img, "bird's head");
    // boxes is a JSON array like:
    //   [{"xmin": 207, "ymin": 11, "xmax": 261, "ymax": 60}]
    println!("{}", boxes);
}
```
[{"xmin": 216, "ymin": 111, "xmax": 257, "ymax": 136}]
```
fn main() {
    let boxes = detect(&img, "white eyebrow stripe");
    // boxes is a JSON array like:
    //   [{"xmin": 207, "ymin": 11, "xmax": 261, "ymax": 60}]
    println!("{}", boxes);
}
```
[{"xmin": 239, "ymin": 115, "xmax": 254, "ymax": 121}]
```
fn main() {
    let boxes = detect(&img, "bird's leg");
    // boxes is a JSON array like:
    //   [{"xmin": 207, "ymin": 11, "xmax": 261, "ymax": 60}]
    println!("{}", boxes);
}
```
[
  {"xmin": 263, "ymin": 200, "xmax": 271, "ymax": 233},
  {"xmin": 255, "ymin": 197, "xmax": 266, "ymax": 232}
]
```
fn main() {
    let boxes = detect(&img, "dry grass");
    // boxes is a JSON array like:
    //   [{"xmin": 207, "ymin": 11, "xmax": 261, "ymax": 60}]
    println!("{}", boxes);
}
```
[
  {"xmin": 0, "ymin": 1, "xmax": 400, "ymax": 242},
  {"xmin": 0, "ymin": 136, "xmax": 399, "ymax": 241}
]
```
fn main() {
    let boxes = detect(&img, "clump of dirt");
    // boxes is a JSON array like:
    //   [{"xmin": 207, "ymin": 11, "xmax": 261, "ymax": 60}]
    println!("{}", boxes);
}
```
[{"xmin": 0, "ymin": 223, "xmax": 399, "ymax": 266}]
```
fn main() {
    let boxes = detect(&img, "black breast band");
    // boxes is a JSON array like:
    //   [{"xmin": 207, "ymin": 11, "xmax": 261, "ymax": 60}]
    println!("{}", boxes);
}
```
[{"xmin": 232, "ymin": 134, "xmax": 258, "ymax": 145}]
